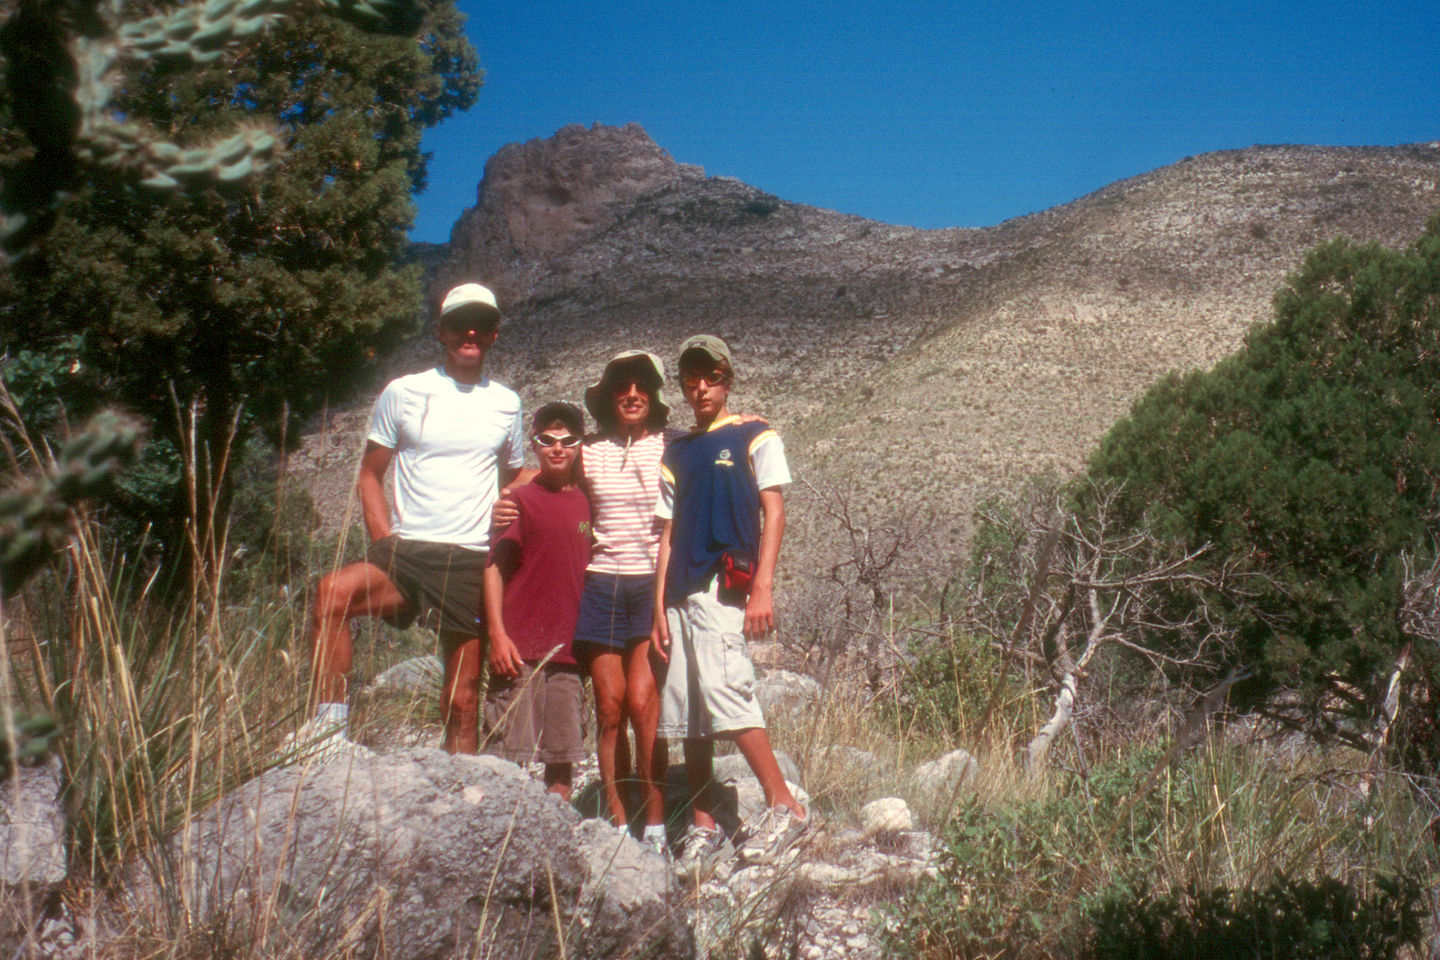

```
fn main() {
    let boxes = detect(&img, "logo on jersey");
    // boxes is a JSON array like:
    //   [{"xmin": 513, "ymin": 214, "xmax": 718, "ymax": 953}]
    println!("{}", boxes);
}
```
[{"xmin": 715, "ymin": 448, "xmax": 734, "ymax": 467}]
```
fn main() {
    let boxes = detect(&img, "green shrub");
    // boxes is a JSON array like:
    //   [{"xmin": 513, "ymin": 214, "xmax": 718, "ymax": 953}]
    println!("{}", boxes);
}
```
[
  {"xmin": 886, "ymin": 625, "xmax": 1025, "ymax": 741},
  {"xmin": 1086, "ymin": 218, "xmax": 1440, "ymax": 753},
  {"xmin": 883, "ymin": 747, "xmax": 1166, "ymax": 959},
  {"xmin": 879, "ymin": 737, "xmax": 1437, "ymax": 960},
  {"xmin": 1083, "ymin": 875, "xmax": 1425, "ymax": 960}
]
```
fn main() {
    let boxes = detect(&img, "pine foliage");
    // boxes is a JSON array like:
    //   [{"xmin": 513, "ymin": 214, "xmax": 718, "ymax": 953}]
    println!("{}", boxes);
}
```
[
  {"xmin": 1087, "ymin": 216, "xmax": 1440, "ymax": 744},
  {"xmin": 0, "ymin": 0, "xmax": 479, "ymax": 563}
]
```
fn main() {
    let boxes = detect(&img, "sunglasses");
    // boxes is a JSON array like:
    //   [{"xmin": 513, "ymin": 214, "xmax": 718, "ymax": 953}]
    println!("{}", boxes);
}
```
[
  {"xmin": 441, "ymin": 321, "xmax": 496, "ymax": 336},
  {"xmin": 610, "ymin": 378, "xmax": 653, "ymax": 395},
  {"xmin": 680, "ymin": 370, "xmax": 728, "ymax": 389},
  {"xmin": 534, "ymin": 433, "xmax": 582, "ymax": 449}
]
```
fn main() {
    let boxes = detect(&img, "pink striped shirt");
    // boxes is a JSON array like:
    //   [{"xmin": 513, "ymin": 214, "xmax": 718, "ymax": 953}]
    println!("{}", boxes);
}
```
[{"xmin": 581, "ymin": 429, "xmax": 681, "ymax": 575}]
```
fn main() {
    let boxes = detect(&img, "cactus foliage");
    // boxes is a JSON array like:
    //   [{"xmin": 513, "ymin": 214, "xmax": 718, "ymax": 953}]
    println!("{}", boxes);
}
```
[
  {"xmin": 0, "ymin": 410, "xmax": 142, "ymax": 594},
  {"xmin": 0, "ymin": 0, "xmax": 424, "ymax": 261},
  {"xmin": 0, "ymin": 711, "xmax": 59, "ymax": 776}
]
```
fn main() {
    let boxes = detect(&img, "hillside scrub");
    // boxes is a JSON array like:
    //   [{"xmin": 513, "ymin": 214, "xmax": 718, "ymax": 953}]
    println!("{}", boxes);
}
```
[
  {"xmin": 1086, "ymin": 214, "xmax": 1440, "ymax": 769},
  {"xmin": 881, "ymin": 738, "xmax": 1433, "ymax": 960},
  {"xmin": 2, "ymin": 421, "xmax": 1437, "ymax": 956}
]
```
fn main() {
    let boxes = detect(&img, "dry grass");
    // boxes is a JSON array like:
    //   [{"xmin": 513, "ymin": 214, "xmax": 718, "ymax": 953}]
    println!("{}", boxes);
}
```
[{"xmin": 744, "ymin": 595, "xmax": 1438, "ymax": 960}]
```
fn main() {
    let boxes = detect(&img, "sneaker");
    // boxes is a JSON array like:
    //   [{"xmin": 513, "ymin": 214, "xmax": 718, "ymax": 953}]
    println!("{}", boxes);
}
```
[
  {"xmin": 275, "ymin": 717, "xmax": 355, "ymax": 765},
  {"xmin": 736, "ymin": 805, "xmax": 811, "ymax": 865},
  {"xmin": 640, "ymin": 828, "xmax": 670, "ymax": 859},
  {"xmin": 672, "ymin": 824, "xmax": 731, "ymax": 881}
]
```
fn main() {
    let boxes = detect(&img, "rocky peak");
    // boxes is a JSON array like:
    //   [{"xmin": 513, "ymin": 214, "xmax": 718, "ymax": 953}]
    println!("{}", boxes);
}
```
[{"xmin": 443, "ymin": 122, "xmax": 704, "ymax": 303}]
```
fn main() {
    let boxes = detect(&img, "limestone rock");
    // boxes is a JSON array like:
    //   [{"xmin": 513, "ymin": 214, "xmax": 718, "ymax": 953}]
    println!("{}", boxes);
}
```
[
  {"xmin": 914, "ymin": 748, "xmax": 978, "ymax": 797},
  {"xmin": 713, "ymin": 749, "xmax": 802, "ymax": 789},
  {"xmin": 813, "ymin": 744, "xmax": 883, "ymax": 779},
  {"xmin": 0, "ymin": 761, "xmax": 84, "ymax": 959},
  {"xmin": 132, "ymin": 748, "xmax": 692, "ymax": 960},
  {"xmin": 0, "ymin": 759, "xmax": 65, "ymax": 886},
  {"xmin": 573, "ymin": 818, "xmax": 690, "ymax": 958},
  {"xmin": 364, "ymin": 654, "xmax": 442, "ymax": 696},
  {"xmin": 755, "ymin": 668, "xmax": 822, "ymax": 719},
  {"xmin": 860, "ymin": 797, "xmax": 912, "ymax": 837},
  {"xmin": 690, "ymin": 822, "xmax": 939, "ymax": 960}
]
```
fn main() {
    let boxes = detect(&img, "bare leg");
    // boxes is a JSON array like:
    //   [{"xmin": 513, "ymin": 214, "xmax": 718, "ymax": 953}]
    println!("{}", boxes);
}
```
[
  {"xmin": 440, "ymin": 633, "xmax": 483, "ymax": 754},
  {"xmin": 683, "ymin": 737, "xmax": 718, "ymax": 831},
  {"xmin": 625, "ymin": 639, "xmax": 668, "ymax": 829},
  {"xmin": 729, "ymin": 727, "xmax": 805, "ymax": 819},
  {"xmin": 544, "ymin": 762, "xmax": 573, "ymax": 801},
  {"xmin": 615, "ymin": 712, "xmax": 633, "ymax": 806},
  {"xmin": 588, "ymin": 651, "xmax": 629, "ymax": 825},
  {"xmin": 309, "ymin": 561, "xmax": 408, "ymax": 705}
]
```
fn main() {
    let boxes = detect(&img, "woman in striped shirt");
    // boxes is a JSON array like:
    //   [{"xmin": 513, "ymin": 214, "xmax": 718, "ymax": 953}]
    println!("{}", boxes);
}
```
[{"xmin": 571, "ymin": 351, "xmax": 680, "ymax": 850}]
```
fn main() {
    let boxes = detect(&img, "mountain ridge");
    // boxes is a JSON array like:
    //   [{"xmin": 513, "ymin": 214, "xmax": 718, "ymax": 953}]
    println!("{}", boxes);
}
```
[{"xmin": 300, "ymin": 123, "xmax": 1440, "ymax": 616}]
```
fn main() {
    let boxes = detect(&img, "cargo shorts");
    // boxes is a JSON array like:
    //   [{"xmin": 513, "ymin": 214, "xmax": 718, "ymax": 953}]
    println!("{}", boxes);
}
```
[{"xmin": 658, "ymin": 577, "xmax": 766, "ymax": 739}]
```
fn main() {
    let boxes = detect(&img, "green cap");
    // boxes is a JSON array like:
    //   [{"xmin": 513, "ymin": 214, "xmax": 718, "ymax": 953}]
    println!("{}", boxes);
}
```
[{"xmin": 678, "ymin": 334, "xmax": 733, "ymax": 371}]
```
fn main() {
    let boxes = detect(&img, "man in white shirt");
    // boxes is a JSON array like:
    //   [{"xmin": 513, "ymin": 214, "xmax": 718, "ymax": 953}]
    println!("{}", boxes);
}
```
[{"xmin": 303, "ymin": 283, "xmax": 525, "ymax": 755}]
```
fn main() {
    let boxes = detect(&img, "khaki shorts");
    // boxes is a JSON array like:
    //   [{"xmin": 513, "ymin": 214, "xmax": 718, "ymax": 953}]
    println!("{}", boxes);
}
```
[
  {"xmin": 482, "ymin": 662, "xmax": 586, "ymax": 764},
  {"xmin": 658, "ymin": 578, "xmax": 766, "ymax": 739}
]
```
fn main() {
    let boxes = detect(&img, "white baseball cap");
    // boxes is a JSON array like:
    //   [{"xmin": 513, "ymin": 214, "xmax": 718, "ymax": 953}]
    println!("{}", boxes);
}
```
[{"xmin": 439, "ymin": 283, "xmax": 501, "ymax": 327}]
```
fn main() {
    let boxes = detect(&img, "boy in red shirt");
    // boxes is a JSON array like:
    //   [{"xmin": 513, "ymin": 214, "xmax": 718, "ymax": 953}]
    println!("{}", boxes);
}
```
[{"xmin": 482, "ymin": 403, "xmax": 592, "ymax": 798}]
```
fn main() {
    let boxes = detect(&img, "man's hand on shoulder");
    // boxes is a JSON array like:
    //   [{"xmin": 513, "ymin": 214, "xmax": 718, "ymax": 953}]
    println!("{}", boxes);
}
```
[
  {"xmin": 491, "ymin": 469, "xmax": 541, "ymax": 533},
  {"xmin": 492, "ymin": 488, "xmax": 520, "ymax": 531}
]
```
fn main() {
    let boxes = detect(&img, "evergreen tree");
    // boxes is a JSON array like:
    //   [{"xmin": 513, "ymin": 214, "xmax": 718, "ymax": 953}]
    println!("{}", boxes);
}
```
[
  {"xmin": 0, "ymin": 0, "xmax": 479, "ymax": 574},
  {"xmin": 1087, "ymin": 216, "xmax": 1440, "ymax": 748}
]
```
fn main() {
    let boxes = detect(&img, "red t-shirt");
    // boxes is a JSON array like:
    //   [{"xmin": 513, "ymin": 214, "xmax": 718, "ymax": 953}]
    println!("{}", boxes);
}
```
[{"xmin": 488, "ymin": 483, "xmax": 592, "ymax": 664}]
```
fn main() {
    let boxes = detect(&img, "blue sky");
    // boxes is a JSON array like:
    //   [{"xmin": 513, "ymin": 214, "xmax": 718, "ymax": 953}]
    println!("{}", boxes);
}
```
[{"xmin": 412, "ymin": 0, "xmax": 1438, "ymax": 243}]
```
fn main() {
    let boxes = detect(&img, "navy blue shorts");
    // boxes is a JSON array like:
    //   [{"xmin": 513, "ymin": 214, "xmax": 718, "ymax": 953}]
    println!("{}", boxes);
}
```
[{"xmin": 572, "ymin": 572, "xmax": 655, "ymax": 655}]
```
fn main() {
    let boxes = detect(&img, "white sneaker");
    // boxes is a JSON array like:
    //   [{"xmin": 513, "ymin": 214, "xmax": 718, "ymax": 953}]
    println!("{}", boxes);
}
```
[
  {"xmin": 275, "ymin": 717, "xmax": 358, "ymax": 765},
  {"xmin": 736, "ymin": 805, "xmax": 811, "ymax": 865},
  {"xmin": 672, "ymin": 824, "xmax": 730, "ymax": 881},
  {"xmin": 640, "ymin": 828, "xmax": 670, "ymax": 859}
]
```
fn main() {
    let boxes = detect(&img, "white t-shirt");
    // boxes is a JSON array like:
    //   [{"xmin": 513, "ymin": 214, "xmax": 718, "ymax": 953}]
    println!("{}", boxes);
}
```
[{"xmin": 366, "ymin": 367, "xmax": 525, "ymax": 551}]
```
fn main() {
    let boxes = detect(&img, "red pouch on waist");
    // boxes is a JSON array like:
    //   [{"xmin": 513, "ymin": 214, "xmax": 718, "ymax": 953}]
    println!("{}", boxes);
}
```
[{"xmin": 721, "ymin": 549, "xmax": 754, "ymax": 596}]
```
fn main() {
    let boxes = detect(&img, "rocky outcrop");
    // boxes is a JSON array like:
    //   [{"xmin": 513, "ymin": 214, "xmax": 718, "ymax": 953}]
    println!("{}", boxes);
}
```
[
  {"xmin": 913, "ymin": 748, "xmax": 978, "ymax": 800},
  {"xmin": 444, "ymin": 123, "xmax": 704, "ymax": 304},
  {"xmin": 128, "ymin": 749, "xmax": 693, "ymax": 960},
  {"xmin": 689, "ymin": 821, "xmax": 939, "ymax": 960}
]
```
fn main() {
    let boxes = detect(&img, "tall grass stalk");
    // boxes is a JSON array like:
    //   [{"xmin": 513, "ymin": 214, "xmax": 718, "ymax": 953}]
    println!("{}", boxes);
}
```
[{"xmin": 0, "ymin": 403, "xmax": 321, "ymax": 953}]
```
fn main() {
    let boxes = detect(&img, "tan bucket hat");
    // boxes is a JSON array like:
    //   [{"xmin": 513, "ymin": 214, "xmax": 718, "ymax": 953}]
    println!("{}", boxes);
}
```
[{"xmin": 584, "ymin": 350, "xmax": 670, "ymax": 431}]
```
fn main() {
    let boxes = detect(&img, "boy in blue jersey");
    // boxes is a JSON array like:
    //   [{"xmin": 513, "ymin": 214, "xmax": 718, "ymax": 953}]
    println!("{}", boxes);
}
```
[{"xmin": 652, "ymin": 334, "xmax": 807, "ymax": 868}]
